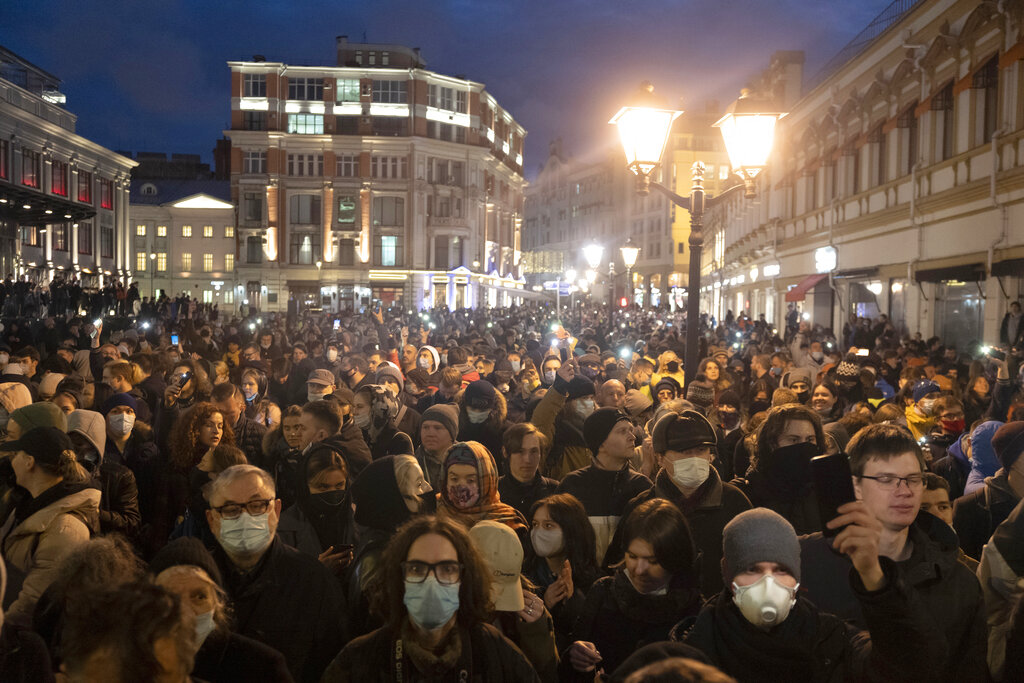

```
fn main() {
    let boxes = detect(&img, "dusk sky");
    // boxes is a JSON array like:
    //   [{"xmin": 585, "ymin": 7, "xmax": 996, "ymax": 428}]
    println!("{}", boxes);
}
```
[{"xmin": 5, "ymin": 0, "xmax": 896, "ymax": 178}]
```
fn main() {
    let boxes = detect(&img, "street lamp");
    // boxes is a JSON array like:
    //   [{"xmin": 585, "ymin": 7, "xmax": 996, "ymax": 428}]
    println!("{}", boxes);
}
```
[
  {"xmin": 611, "ymin": 83, "xmax": 784, "ymax": 387},
  {"xmin": 619, "ymin": 238, "xmax": 640, "ymax": 307},
  {"xmin": 149, "ymin": 252, "xmax": 157, "ymax": 299}
]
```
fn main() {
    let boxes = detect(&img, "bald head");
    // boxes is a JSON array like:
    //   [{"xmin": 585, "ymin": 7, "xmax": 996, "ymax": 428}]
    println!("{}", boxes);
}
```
[{"xmin": 598, "ymin": 379, "xmax": 626, "ymax": 409}]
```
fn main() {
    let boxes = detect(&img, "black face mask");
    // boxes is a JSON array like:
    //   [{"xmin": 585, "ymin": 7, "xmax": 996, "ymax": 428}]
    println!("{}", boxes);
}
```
[
  {"xmin": 309, "ymin": 489, "xmax": 348, "ymax": 512},
  {"xmin": 666, "ymin": 361, "xmax": 680, "ymax": 373},
  {"xmin": 720, "ymin": 413, "xmax": 740, "ymax": 430},
  {"xmin": 749, "ymin": 400, "xmax": 771, "ymax": 415},
  {"xmin": 764, "ymin": 440, "xmax": 821, "ymax": 484},
  {"xmin": 794, "ymin": 390, "xmax": 810, "ymax": 404}
]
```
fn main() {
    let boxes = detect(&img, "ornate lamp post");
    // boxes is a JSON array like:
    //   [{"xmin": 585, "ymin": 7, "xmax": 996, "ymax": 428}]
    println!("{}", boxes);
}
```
[
  {"xmin": 619, "ymin": 237, "xmax": 640, "ymax": 307},
  {"xmin": 611, "ymin": 84, "xmax": 784, "ymax": 387}
]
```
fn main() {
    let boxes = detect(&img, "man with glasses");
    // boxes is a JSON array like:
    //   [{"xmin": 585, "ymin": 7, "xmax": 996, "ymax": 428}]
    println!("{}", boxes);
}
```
[
  {"xmin": 798, "ymin": 423, "xmax": 987, "ymax": 682},
  {"xmin": 206, "ymin": 464, "xmax": 347, "ymax": 683}
]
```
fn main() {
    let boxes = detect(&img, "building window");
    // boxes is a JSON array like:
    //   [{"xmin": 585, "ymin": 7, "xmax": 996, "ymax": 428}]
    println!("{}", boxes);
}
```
[
  {"xmin": 337, "ymin": 78, "xmax": 360, "ymax": 102},
  {"xmin": 100, "ymin": 224, "xmax": 114, "ymax": 258},
  {"xmin": 426, "ymin": 121, "xmax": 466, "ymax": 143},
  {"xmin": 99, "ymin": 178, "xmax": 113, "ymax": 209},
  {"xmin": 51, "ymin": 160, "xmax": 68, "ymax": 196},
  {"xmin": 77, "ymin": 170, "xmax": 92, "ymax": 203},
  {"xmin": 224, "ymin": 253, "xmax": 234, "ymax": 271},
  {"xmin": 78, "ymin": 223, "xmax": 93, "ymax": 254},
  {"xmin": 374, "ymin": 234, "xmax": 403, "ymax": 267},
  {"xmin": 225, "ymin": 225, "xmax": 234, "ymax": 238},
  {"xmin": 974, "ymin": 55, "xmax": 999, "ymax": 145},
  {"xmin": 289, "ymin": 194, "xmax": 322, "ymax": 225},
  {"xmin": 932, "ymin": 82, "xmax": 954, "ymax": 161},
  {"xmin": 181, "ymin": 253, "xmax": 192, "ymax": 271},
  {"xmin": 287, "ymin": 114, "xmax": 324, "ymax": 134},
  {"xmin": 136, "ymin": 224, "xmax": 146, "ymax": 236},
  {"xmin": 136, "ymin": 252, "xmax": 148, "ymax": 272},
  {"xmin": 372, "ymin": 196, "xmax": 405, "ymax": 226},
  {"xmin": 20, "ymin": 226, "xmax": 39, "ymax": 247},
  {"xmin": 242, "ymin": 151, "xmax": 266, "ymax": 174},
  {"xmin": 202, "ymin": 290, "xmax": 213, "ymax": 304},
  {"xmin": 224, "ymin": 290, "xmax": 234, "ymax": 304},
  {"xmin": 336, "ymin": 116, "xmax": 359, "ymax": 135},
  {"xmin": 247, "ymin": 236, "xmax": 263, "ymax": 264},
  {"xmin": 21, "ymin": 149, "xmax": 40, "ymax": 188},
  {"xmin": 0, "ymin": 140, "xmax": 8, "ymax": 180},
  {"xmin": 157, "ymin": 225, "xmax": 167, "ymax": 237},
  {"xmin": 244, "ymin": 111, "xmax": 266, "ymax": 131},
  {"xmin": 157, "ymin": 253, "xmax": 167, "ymax": 271},
  {"xmin": 336, "ymin": 155, "xmax": 358, "ymax": 177},
  {"xmin": 338, "ymin": 238, "xmax": 355, "ymax": 266},
  {"xmin": 243, "ymin": 192, "xmax": 263, "ymax": 221},
  {"xmin": 429, "ymin": 159, "xmax": 464, "ymax": 185},
  {"xmin": 53, "ymin": 224, "xmax": 67, "ymax": 251},
  {"xmin": 371, "ymin": 156, "xmax": 407, "ymax": 179},
  {"xmin": 141, "ymin": 183, "xmax": 157, "ymax": 195},
  {"xmin": 203, "ymin": 253, "xmax": 213, "ymax": 272},
  {"xmin": 287, "ymin": 77, "xmax": 323, "ymax": 101},
  {"xmin": 870, "ymin": 124, "xmax": 886, "ymax": 186},
  {"xmin": 898, "ymin": 104, "xmax": 918, "ymax": 177},
  {"xmin": 243, "ymin": 73, "xmax": 266, "ymax": 98},
  {"xmin": 428, "ymin": 86, "xmax": 466, "ymax": 113},
  {"xmin": 372, "ymin": 117, "xmax": 408, "ymax": 136},
  {"xmin": 337, "ymin": 195, "xmax": 357, "ymax": 225},
  {"xmin": 289, "ymin": 231, "xmax": 322, "ymax": 265},
  {"xmin": 287, "ymin": 153, "xmax": 324, "ymax": 176},
  {"xmin": 371, "ymin": 80, "xmax": 407, "ymax": 103},
  {"xmin": 182, "ymin": 225, "xmax": 192, "ymax": 238},
  {"xmin": 203, "ymin": 225, "xmax": 213, "ymax": 238}
]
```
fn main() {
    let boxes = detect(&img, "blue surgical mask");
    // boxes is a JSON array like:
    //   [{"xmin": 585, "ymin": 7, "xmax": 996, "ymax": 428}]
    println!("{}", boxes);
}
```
[
  {"xmin": 403, "ymin": 576, "xmax": 460, "ymax": 631},
  {"xmin": 217, "ymin": 511, "xmax": 273, "ymax": 555}
]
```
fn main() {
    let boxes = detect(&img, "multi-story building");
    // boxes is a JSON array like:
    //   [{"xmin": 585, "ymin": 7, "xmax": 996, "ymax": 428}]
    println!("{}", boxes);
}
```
[
  {"xmin": 225, "ymin": 37, "xmax": 528, "ymax": 313},
  {"xmin": 0, "ymin": 46, "xmax": 135, "ymax": 287},
  {"xmin": 705, "ymin": 0, "xmax": 1024, "ymax": 348},
  {"xmin": 128, "ymin": 176, "xmax": 236, "ymax": 306}
]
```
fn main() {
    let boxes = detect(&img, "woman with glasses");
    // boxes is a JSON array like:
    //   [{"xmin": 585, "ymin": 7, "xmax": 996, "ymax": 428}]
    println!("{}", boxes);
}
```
[{"xmin": 321, "ymin": 515, "xmax": 540, "ymax": 682}]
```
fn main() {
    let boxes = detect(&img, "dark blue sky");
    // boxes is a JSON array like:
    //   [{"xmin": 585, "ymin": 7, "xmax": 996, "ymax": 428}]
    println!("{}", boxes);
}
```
[{"xmin": 5, "ymin": 0, "xmax": 895, "ymax": 178}]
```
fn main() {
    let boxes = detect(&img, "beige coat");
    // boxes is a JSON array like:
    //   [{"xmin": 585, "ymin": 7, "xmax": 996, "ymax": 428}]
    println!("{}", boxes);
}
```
[{"xmin": 1, "ymin": 487, "xmax": 100, "ymax": 628}]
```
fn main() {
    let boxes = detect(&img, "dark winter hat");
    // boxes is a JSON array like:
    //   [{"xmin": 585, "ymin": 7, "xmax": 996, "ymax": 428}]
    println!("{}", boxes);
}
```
[
  {"xmin": 651, "ymin": 410, "xmax": 718, "ymax": 454},
  {"xmin": 722, "ymin": 508, "xmax": 801, "ymax": 582},
  {"xmin": 912, "ymin": 379, "xmax": 942, "ymax": 403},
  {"xmin": 149, "ymin": 537, "xmax": 224, "ymax": 588},
  {"xmin": 375, "ymin": 365, "xmax": 404, "ymax": 392},
  {"xmin": 100, "ymin": 392, "xmax": 138, "ymax": 417},
  {"xmin": 717, "ymin": 390, "xmax": 742, "ymax": 411},
  {"xmin": 566, "ymin": 376, "xmax": 596, "ymax": 400},
  {"xmin": 10, "ymin": 402, "xmax": 67, "ymax": 432},
  {"xmin": 307, "ymin": 369, "xmax": 337, "ymax": 387},
  {"xmin": 422, "ymin": 404, "xmax": 459, "ymax": 441},
  {"xmin": 583, "ymin": 407, "xmax": 631, "ymax": 455},
  {"xmin": 0, "ymin": 426, "xmax": 75, "ymax": 471},
  {"xmin": 464, "ymin": 380, "xmax": 497, "ymax": 409},
  {"xmin": 685, "ymin": 379, "xmax": 715, "ymax": 410},
  {"xmin": 992, "ymin": 421, "xmax": 1024, "ymax": 470},
  {"xmin": 653, "ymin": 376, "xmax": 681, "ymax": 400}
]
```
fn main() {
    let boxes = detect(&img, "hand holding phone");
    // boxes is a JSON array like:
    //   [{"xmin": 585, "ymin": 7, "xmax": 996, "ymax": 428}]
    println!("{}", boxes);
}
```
[
  {"xmin": 811, "ymin": 453, "xmax": 857, "ymax": 537},
  {"xmin": 170, "ymin": 334, "xmax": 179, "ymax": 346}
]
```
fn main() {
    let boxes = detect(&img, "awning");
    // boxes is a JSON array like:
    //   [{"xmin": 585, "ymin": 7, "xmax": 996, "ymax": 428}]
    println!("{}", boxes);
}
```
[
  {"xmin": 785, "ymin": 273, "xmax": 828, "ymax": 302},
  {"xmin": 992, "ymin": 258, "xmax": 1024, "ymax": 278},
  {"xmin": 0, "ymin": 182, "xmax": 97, "ymax": 224},
  {"xmin": 914, "ymin": 263, "xmax": 985, "ymax": 283},
  {"xmin": 833, "ymin": 267, "xmax": 879, "ymax": 279}
]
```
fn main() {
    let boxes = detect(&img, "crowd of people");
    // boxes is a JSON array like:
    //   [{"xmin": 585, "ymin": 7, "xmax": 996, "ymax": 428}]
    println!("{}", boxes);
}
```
[{"xmin": 0, "ymin": 291, "xmax": 1022, "ymax": 682}]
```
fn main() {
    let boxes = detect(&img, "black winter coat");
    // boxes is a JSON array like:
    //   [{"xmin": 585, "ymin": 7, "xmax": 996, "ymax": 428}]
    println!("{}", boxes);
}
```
[
  {"xmin": 953, "ymin": 471, "xmax": 1021, "ymax": 560},
  {"xmin": 320, "ymin": 622, "xmax": 540, "ymax": 682},
  {"xmin": 213, "ymin": 538, "xmax": 348, "ymax": 683},
  {"xmin": 305, "ymin": 419, "xmax": 373, "ymax": 480},
  {"xmin": 733, "ymin": 469, "xmax": 822, "ymax": 535},
  {"xmin": 94, "ymin": 460, "xmax": 140, "ymax": 536},
  {"xmin": 193, "ymin": 628, "xmax": 293, "ymax": 683},
  {"xmin": 798, "ymin": 514, "xmax": 988, "ymax": 683},
  {"xmin": 498, "ymin": 472, "xmax": 558, "ymax": 520}
]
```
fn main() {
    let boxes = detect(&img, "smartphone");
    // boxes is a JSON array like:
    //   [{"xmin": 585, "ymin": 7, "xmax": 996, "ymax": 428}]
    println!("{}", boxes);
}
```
[
  {"xmin": 333, "ymin": 319, "xmax": 340, "ymax": 331},
  {"xmin": 559, "ymin": 345, "xmax": 570, "ymax": 363},
  {"xmin": 856, "ymin": 348, "xmax": 870, "ymax": 357},
  {"xmin": 170, "ymin": 334, "xmax": 179, "ymax": 346},
  {"xmin": 811, "ymin": 453, "xmax": 857, "ymax": 537},
  {"xmin": 173, "ymin": 370, "xmax": 193, "ymax": 389},
  {"xmin": 335, "ymin": 543, "xmax": 354, "ymax": 553},
  {"xmin": 987, "ymin": 346, "xmax": 1007, "ymax": 361}
]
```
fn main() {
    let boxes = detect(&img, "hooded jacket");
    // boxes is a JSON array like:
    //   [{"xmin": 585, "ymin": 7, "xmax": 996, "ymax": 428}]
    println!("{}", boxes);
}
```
[
  {"xmin": 455, "ymin": 388, "xmax": 512, "ymax": 474},
  {"xmin": 1, "ymin": 482, "xmax": 100, "ymax": 629},
  {"xmin": 964, "ymin": 420, "xmax": 1005, "ymax": 495},
  {"xmin": 67, "ymin": 409, "xmax": 140, "ymax": 536},
  {"xmin": 799, "ymin": 512, "xmax": 988, "ymax": 682},
  {"xmin": 932, "ymin": 432, "xmax": 971, "ymax": 499}
]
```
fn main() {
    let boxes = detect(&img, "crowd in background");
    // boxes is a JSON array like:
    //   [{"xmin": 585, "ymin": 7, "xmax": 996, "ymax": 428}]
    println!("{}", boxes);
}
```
[{"xmin": 0, "ymin": 290, "xmax": 1022, "ymax": 682}]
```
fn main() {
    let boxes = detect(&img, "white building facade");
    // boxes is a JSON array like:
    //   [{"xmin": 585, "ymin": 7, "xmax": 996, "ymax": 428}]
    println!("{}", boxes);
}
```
[{"xmin": 706, "ymin": 0, "xmax": 1024, "ymax": 349}]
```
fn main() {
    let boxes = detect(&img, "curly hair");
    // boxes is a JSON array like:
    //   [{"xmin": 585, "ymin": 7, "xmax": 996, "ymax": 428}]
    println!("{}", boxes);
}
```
[
  {"xmin": 169, "ymin": 402, "xmax": 235, "ymax": 470},
  {"xmin": 369, "ymin": 515, "xmax": 493, "ymax": 635}
]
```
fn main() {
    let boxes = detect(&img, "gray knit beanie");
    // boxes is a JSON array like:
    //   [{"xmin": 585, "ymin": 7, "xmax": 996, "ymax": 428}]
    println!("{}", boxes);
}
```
[
  {"xmin": 422, "ymin": 404, "xmax": 459, "ymax": 441},
  {"xmin": 722, "ymin": 508, "xmax": 801, "ymax": 582}
]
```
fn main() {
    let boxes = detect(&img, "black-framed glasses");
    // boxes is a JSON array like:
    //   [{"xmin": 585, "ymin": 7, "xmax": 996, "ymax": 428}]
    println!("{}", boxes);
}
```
[
  {"xmin": 401, "ymin": 561, "xmax": 463, "ymax": 585},
  {"xmin": 859, "ymin": 474, "xmax": 924, "ymax": 490},
  {"xmin": 211, "ymin": 498, "xmax": 273, "ymax": 519}
]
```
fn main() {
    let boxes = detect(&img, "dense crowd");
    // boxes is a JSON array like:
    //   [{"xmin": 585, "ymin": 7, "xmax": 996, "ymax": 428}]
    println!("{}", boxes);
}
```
[{"xmin": 0, "ymin": 291, "xmax": 1023, "ymax": 683}]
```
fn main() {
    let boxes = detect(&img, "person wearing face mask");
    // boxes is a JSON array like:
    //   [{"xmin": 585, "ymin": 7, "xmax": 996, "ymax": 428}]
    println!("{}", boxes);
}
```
[
  {"xmin": 415, "ymin": 345, "xmax": 441, "ymax": 377},
  {"xmin": 780, "ymin": 367, "xmax": 812, "ymax": 406},
  {"xmin": 151, "ymin": 538, "xmax": 292, "ymax": 683},
  {"xmin": 278, "ymin": 449, "xmax": 356, "ymax": 578},
  {"xmin": 678, "ymin": 507, "xmax": 940, "ymax": 682},
  {"xmin": 605, "ymin": 411, "xmax": 751, "ymax": 597},
  {"xmin": 98, "ymin": 360, "xmax": 152, "ymax": 425},
  {"xmin": 352, "ymin": 385, "xmax": 414, "ymax": 460},
  {"xmin": 318, "ymin": 339, "xmax": 344, "ymax": 377},
  {"xmin": 732, "ymin": 404, "xmax": 825, "ymax": 535},
  {"xmin": 99, "ymin": 392, "xmax": 159, "ymax": 511},
  {"xmin": 67, "ymin": 409, "xmax": 140, "ymax": 537},
  {"xmin": 903, "ymin": 379, "xmax": 941, "ymax": 440},
  {"xmin": 436, "ymin": 441, "xmax": 527, "ymax": 539},
  {"xmin": 533, "ymin": 361, "xmax": 600, "ymax": 480},
  {"xmin": 211, "ymin": 383, "xmax": 267, "ymax": 470},
  {"xmin": 539, "ymin": 356, "xmax": 561, "ymax": 389},
  {"xmin": 567, "ymin": 499, "xmax": 702, "ymax": 678},
  {"xmin": 205, "ymin": 464, "xmax": 346, "ymax": 682},
  {"xmin": 651, "ymin": 351, "xmax": 686, "ymax": 392},
  {"xmin": 456, "ymin": 380, "xmax": 512, "ymax": 473},
  {"xmin": 376, "ymin": 365, "xmax": 422, "ymax": 447},
  {"xmin": 322, "ymin": 516, "xmax": 539, "ymax": 682},
  {"xmin": 487, "ymin": 358, "xmax": 517, "ymax": 398},
  {"xmin": 239, "ymin": 367, "xmax": 280, "ymax": 428}
]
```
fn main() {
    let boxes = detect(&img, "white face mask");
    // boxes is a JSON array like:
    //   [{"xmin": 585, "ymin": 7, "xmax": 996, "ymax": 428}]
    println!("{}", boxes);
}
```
[
  {"xmin": 466, "ymin": 408, "xmax": 490, "ymax": 424},
  {"xmin": 307, "ymin": 390, "xmax": 325, "ymax": 403},
  {"xmin": 354, "ymin": 412, "xmax": 371, "ymax": 429},
  {"xmin": 108, "ymin": 412, "xmax": 135, "ymax": 436},
  {"xmin": 218, "ymin": 511, "xmax": 274, "ymax": 555},
  {"xmin": 732, "ymin": 574, "xmax": 798, "ymax": 629},
  {"xmin": 510, "ymin": 360, "xmax": 521, "ymax": 373},
  {"xmin": 671, "ymin": 457, "xmax": 710, "ymax": 489},
  {"xmin": 543, "ymin": 370, "xmax": 557, "ymax": 384},
  {"xmin": 530, "ymin": 527, "xmax": 564, "ymax": 558},
  {"xmin": 418, "ymin": 357, "xmax": 432, "ymax": 371},
  {"xmin": 194, "ymin": 610, "xmax": 216, "ymax": 646},
  {"xmin": 574, "ymin": 398, "xmax": 595, "ymax": 419},
  {"xmin": 810, "ymin": 351, "xmax": 824, "ymax": 361},
  {"xmin": 327, "ymin": 349, "xmax": 338, "ymax": 362}
]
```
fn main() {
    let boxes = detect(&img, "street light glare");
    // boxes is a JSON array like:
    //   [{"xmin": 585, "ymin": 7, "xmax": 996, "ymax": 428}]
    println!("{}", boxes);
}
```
[
  {"xmin": 609, "ymin": 106, "xmax": 680, "ymax": 177},
  {"xmin": 583, "ymin": 243, "xmax": 604, "ymax": 270}
]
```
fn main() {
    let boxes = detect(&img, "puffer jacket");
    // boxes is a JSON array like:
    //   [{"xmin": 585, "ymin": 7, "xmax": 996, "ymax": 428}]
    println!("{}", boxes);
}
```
[{"xmin": 1, "ymin": 483, "xmax": 100, "ymax": 628}]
